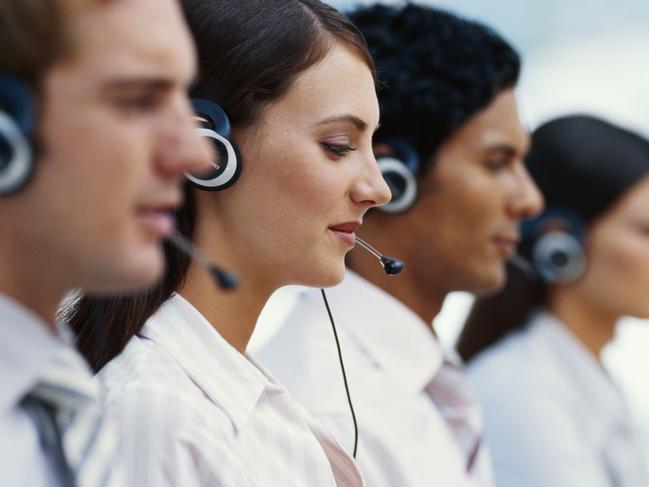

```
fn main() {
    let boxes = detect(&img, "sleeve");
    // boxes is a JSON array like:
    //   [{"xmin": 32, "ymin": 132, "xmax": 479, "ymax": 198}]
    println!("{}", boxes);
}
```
[
  {"xmin": 473, "ymin": 371, "xmax": 612, "ymax": 487},
  {"xmin": 106, "ymin": 387, "xmax": 251, "ymax": 487}
]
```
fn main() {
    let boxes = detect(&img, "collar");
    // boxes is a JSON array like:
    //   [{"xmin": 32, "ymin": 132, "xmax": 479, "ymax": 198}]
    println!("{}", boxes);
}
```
[
  {"xmin": 320, "ymin": 271, "xmax": 444, "ymax": 395},
  {"xmin": 527, "ymin": 311, "xmax": 629, "ymax": 429},
  {"xmin": 0, "ymin": 292, "xmax": 95, "ymax": 413},
  {"xmin": 139, "ymin": 293, "xmax": 269, "ymax": 431}
]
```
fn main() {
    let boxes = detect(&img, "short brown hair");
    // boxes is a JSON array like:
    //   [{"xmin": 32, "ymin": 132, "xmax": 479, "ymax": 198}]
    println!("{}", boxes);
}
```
[{"xmin": 0, "ymin": 0, "xmax": 70, "ymax": 86}]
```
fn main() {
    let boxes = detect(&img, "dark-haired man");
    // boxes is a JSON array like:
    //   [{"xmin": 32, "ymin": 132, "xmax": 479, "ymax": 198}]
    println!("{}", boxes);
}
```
[{"xmin": 257, "ymin": 4, "xmax": 543, "ymax": 486}]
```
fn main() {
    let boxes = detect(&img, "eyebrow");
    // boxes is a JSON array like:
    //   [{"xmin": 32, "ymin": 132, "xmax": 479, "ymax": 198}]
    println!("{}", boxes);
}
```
[
  {"xmin": 101, "ymin": 77, "xmax": 179, "ymax": 92},
  {"xmin": 485, "ymin": 144, "xmax": 521, "ymax": 158},
  {"xmin": 314, "ymin": 114, "xmax": 373, "ymax": 132}
]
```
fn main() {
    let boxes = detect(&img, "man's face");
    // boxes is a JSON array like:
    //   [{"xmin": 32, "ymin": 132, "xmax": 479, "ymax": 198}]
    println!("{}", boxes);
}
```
[
  {"xmin": 4, "ymin": 0, "xmax": 211, "ymax": 294},
  {"xmin": 401, "ymin": 89, "xmax": 543, "ymax": 295}
]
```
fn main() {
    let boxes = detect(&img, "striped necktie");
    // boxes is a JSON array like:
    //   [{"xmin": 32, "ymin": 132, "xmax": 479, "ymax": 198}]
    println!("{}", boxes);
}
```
[
  {"xmin": 425, "ymin": 353, "xmax": 484, "ymax": 474},
  {"xmin": 22, "ymin": 343, "xmax": 118, "ymax": 487}
]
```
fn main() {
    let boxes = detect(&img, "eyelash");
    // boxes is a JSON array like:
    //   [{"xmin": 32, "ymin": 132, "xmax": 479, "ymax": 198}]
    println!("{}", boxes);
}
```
[
  {"xmin": 114, "ymin": 94, "xmax": 161, "ymax": 111},
  {"xmin": 485, "ymin": 159, "xmax": 508, "ymax": 171},
  {"xmin": 321, "ymin": 142, "xmax": 357, "ymax": 156}
]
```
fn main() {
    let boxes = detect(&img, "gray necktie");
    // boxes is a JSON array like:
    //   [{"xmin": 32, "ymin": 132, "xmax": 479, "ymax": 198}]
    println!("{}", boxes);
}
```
[{"xmin": 22, "ymin": 344, "xmax": 115, "ymax": 487}]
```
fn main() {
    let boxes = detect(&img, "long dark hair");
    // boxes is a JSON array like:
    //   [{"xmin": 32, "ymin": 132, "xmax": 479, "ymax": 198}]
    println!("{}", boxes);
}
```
[
  {"xmin": 70, "ymin": 0, "xmax": 376, "ymax": 371},
  {"xmin": 457, "ymin": 114, "xmax": 649, "ymax": 363}
]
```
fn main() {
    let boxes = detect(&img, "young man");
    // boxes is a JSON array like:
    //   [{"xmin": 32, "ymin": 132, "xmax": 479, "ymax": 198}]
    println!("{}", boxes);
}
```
[
  {"xmin": 257, "ymin": 4, "xmax": 543, "ymax": 486},
  {"xmin": 0, "ymin": 0, "xmax": 210, "ymax": 485}
]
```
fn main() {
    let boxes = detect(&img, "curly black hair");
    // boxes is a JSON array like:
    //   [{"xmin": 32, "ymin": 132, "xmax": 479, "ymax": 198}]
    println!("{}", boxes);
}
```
[{"xmin": 348, "ymin": 3, "xmax": 521, "ymax": 173}]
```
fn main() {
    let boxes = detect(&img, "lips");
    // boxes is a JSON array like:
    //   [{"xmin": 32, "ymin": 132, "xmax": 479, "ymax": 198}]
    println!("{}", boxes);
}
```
[
  {"xmin": 136, "ymin": 201, "xmax": 181, "ymax": 239},
  {"xmin": 328, "ymin": 221, "xmax": 361, "ymax": 247},
  {"xmin": 492, "ymin": 235, "xmax": 520, "ymax": 257}
]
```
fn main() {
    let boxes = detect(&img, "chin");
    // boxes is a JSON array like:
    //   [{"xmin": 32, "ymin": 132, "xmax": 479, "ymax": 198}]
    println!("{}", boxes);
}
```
[
  {"xmin": 85, "ymin": 249, "xmax": 164, "ymax": 295},
  {"xmin": 469, "ymin": 265, "xmax": 507, "ymax": 296},
  {"xmin": 626, "ymin": 307, "xmax": 649, "ymax": 320},
  {"xmin": 297, "ymin": 257, "xmax": 346, "ymax": 289}
]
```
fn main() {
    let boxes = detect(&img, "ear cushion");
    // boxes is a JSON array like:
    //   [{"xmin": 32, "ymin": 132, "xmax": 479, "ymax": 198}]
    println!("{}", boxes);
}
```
[
  {"xmin": 0, "ymin": 73, "xmax": 34, "ymax": 195},
  {"xmin": 532, "ymin": 230, "xmax": 586, "ymax": 283},
  {"xmin": 377, "ymin": 138, "xmax": 420, "ymax": 214},
  {"xmin": 377, "ymin": 155, "xmax": 418, "ymax": 213},
  {"xmin": 185, "ymin": 98, "xmax": 242, "ymax": 191},
  {"xmin": 185, "ymin": 127, "xmax": 241, "ymax": 190},
  {"xmin": 522, "ymin": 208, "xmax": 587, "ymax": 283}
]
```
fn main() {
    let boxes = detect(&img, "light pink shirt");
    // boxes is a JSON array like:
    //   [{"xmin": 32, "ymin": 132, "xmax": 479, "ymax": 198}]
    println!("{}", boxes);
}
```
[{"xmin": 100, "ymin": 293, "xmax": 363, "ymax": 486}]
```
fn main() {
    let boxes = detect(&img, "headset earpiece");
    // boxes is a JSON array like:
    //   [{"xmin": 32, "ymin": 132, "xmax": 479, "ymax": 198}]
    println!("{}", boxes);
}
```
[
  {"xmin": 376, "ymin": 138, "xmax": 420, "ymax": 214},
  {"xmin": 522, "ymin": 208, "xmax": 586, "ymax": 284},
  {"xmin": 185, "ymin": 98, "xmax": 242, "ymax": 191},
  {"xmin": 0, "ymin": 73, "xmax": 34, "ymax": 195},
  {"xmin": 532, "ymin": 230, "xmax": 586, "ymax": 284}
]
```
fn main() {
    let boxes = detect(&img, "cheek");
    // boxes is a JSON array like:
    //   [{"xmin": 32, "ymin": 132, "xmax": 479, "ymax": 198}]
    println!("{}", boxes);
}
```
[
  {"xmin": 246, "ymin": 145, "xmax": 343, "ymax": 230},
  {"xmin": 582, "ymin": 235, "xmax": 649, "ymax": 314}
]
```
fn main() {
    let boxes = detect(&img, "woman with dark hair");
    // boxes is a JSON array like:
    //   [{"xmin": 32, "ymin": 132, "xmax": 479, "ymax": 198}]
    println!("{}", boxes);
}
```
[
  {"xmin": 457, "ymin": 114, "xmax": 649, "ymax": 486},
  {"xmin": 69, "ymin": 0, "xmax": 390, "ymax": 484}
]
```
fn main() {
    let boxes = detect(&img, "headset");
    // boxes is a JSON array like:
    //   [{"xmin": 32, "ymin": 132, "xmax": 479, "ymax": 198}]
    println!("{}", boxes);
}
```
[
  {"xmin": 376, "ymin": 137, "xmax": 420, "ymax": 214},
  {"xmin": 0, "ymin": 72, "xmax": 34, "ymax": 195},
  {"xmin": 520, "ymin": 207, "xmax": 586, "ymax": 284},
  {"xmin": 185, "ymin": 98, "xmax": 242, "ymax": 191}
]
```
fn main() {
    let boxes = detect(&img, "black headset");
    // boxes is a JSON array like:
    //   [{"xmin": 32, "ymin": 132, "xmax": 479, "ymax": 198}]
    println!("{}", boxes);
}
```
[
  {"xmin": 376, "ymin": 138, "xmax": 420, "ymax": 213},
  {"xmin": 0, "ymin": 72, "xmax": 34, "ymax": 195},
  {"xmin": 185, "ymin": 98, "xmax": 242, "ymax": 191},
  {"xmin": 521, "ymin": 207, "xmax": 586, "ymax": 284}
]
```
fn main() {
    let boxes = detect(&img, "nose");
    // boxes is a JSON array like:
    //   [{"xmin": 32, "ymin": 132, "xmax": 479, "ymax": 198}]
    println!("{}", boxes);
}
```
[
  {"xmin": 156, "ymin": 96, "xmax": 213, "ymax": 177},
  {"xmin": 507, "ymin": 163, "xmax": 544, "ymax": 219},
  {"xmin": 350, "ymin": 151, "xmax": 392, "ymax": 209}
]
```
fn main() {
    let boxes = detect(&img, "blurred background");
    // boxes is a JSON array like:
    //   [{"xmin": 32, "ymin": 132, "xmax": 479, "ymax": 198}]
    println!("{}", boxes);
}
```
[{"xmin": 251, "ymin": 0, "xmax": 649, "ymax": 454}]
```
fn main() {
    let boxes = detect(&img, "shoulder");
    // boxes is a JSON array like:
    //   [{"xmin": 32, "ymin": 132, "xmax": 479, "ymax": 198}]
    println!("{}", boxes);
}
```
[
  {"xmin": 102, "ymin": 366, "xmax": 247, "ymax": 485},
  {"xmin": 100, "ymin": 334, "xmax": 197, "ymax": 399},
  {"xmin": 468, "ymin": 322, "xmax": 584, "ymax": 432}
]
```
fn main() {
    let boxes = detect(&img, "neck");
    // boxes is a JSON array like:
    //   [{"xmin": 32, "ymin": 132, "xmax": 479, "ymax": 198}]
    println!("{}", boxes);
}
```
[
  {"xmin": 349, "ymin": 228, "xmax": 445, "ymax": 329},
  {"xmin": 0, "ymin": 247, "xmax": 62, "ymax": 330},
  {"xmin": 178, "ymin": 235, "xmax": 278, "ymax": 354},
  {"xmin": 548, "ymin": 288, "xmax": 617, "ymax": 358}
]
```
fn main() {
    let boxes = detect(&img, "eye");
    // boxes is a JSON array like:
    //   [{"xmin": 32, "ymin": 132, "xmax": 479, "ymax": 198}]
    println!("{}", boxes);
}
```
[
  {"xmin": 113, "ymin": 92, "xmax": 163, "ymax": 112},
  {"xmin": 485, "ymin": 158, "xmax": 508, "ymax": 172},
  {"xmin": 321, "ymin": 142, "xmax": 357, "ymax": 157}
]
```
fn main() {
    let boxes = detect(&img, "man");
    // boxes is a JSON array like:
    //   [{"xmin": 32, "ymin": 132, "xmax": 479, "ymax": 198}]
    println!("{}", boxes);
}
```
[
  {"xmin": 0, "ymin": 0, "xmax": 210, "ymax": 485},
  {"xmin": 257, "ymin": 4, "xmax": 543, "ymax": 486}
]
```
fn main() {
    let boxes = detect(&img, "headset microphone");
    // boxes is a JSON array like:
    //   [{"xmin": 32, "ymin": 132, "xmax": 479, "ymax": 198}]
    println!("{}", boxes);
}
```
[
  {"xmin": 355, "ymin": 237, "xmax": 405, "ymax": 275},
  {"xmin": 167, "ymin": 232, "xmax": 238, "ymax": 290}
]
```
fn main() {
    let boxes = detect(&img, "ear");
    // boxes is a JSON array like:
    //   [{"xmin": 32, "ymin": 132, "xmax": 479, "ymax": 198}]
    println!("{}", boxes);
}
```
[{"xmin": 373, "ymin": 142, "xmax": 395, "ymax": 157}]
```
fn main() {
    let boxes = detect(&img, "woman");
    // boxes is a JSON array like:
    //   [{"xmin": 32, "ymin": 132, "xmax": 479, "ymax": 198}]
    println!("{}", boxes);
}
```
[
  {"xmin": 457, "ymin": 114, "xmax": 649, "ymax": 487},
  {"xmin": 70, "ymin": 0, "xmax": 390, "ymax": 485}
]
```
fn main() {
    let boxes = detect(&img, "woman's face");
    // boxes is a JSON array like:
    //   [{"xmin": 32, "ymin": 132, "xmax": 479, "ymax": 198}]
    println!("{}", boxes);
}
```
[
  {"xmin": 214, "ymin": 43, "xmax": 390, "ymax": 287},
  {"xmin": 575, "ymin": 175, "xmax": 649, "ymax": 318}
]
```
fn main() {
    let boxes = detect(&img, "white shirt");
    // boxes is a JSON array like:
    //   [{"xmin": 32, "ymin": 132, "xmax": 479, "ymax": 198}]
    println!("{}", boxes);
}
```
[
  {"xmin": 255, "ymin": 271, "xmax": 494, "ymax": 487},
  {"xmin": 99, "ymin": 293, "xmax": 363, "ymax": 486},
  {"xmin": 0, "ymin": 292, "xmax": 116, "ymax": 487},
  {"xmin": 468, "ymin": 311, "xmax": 649, "ymax": 487}
]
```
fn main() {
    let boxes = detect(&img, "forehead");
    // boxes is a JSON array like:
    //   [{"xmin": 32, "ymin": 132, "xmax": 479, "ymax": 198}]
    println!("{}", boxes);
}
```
[
  {"xmin": 609, "ymin": 175, "xmax": 649, "ymax": 220},
  {"xmin": 445, "ymin": 89, "xmax": 529, "ymax": 154},
  {"xmin": 64, "ymin": 0, "xmax": 195, "ymax": 81},
  {"xmin": 261, "ymin": 43, "xmax": 379, "ymax": 129}
]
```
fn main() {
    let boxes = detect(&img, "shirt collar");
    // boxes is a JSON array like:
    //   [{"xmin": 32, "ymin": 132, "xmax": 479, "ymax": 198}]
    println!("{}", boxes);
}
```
[
  {"xmin": 0, "ymin": 292, "xmax": 95, "ymax": 413},
  {"xmin": 528, "ymin": 311, "xmax": 629, "ymax": 427},
  {"xmin": 139, "ymin": 293, "xmax": 268, "ymax": 431},
  {"xmin": 321, "ymin": 271, "xmax": 444, "ymax": 394}
]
